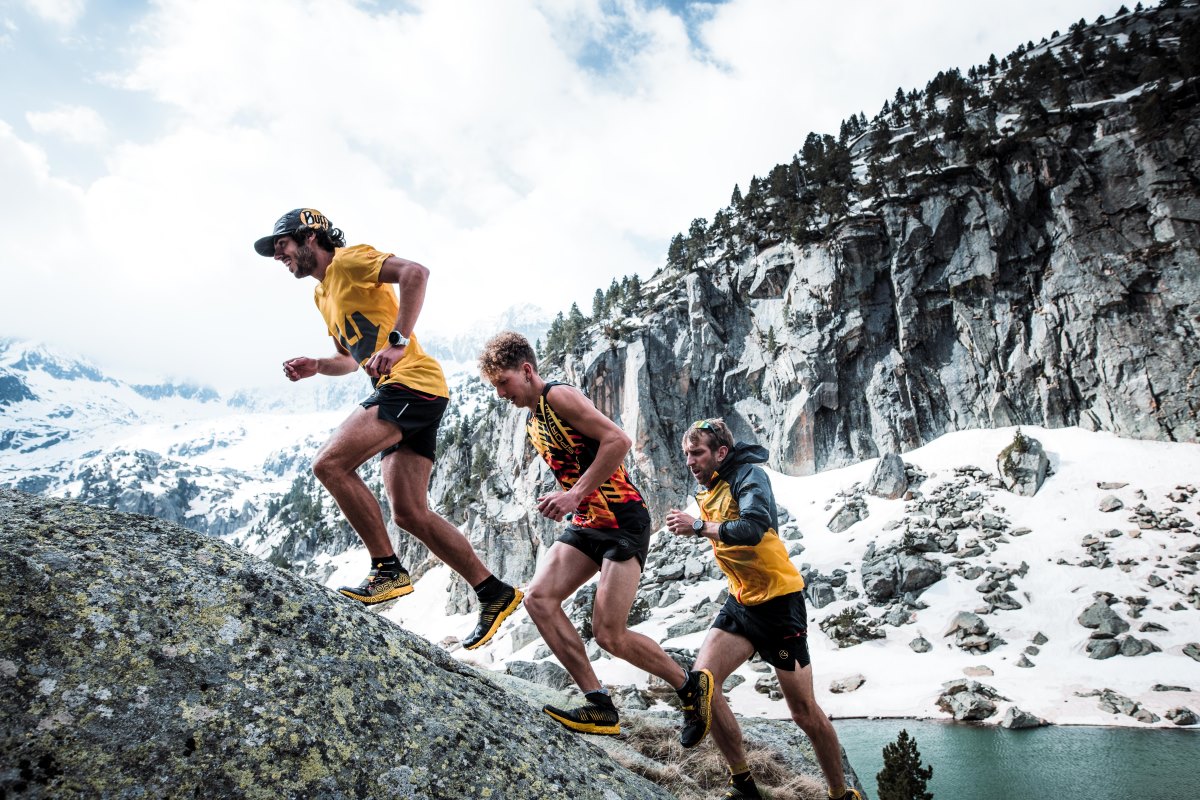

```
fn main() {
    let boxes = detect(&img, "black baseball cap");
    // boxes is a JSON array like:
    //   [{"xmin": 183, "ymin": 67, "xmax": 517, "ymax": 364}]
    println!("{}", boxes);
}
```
[{"xmin": 253, "ymin": 208, "xmax": 332, "ymax": 256}]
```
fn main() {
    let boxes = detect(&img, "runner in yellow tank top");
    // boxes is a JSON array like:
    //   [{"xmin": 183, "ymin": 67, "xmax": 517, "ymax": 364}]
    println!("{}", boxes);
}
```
[{"xmin": 253, "ymin": 208, "xmax": 520, "ymax": 650}]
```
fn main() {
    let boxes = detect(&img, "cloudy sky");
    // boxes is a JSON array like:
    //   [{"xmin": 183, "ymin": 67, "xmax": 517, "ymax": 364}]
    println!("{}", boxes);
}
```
[{"xmin": 1, "ymin": 0, "xmax": 1120, "ymax": 392}]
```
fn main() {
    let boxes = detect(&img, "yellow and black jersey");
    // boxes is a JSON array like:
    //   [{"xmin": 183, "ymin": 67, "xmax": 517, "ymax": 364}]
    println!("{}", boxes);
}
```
[
  {"xmin": 313, "ymin": 244, "xmax": 448, "ymax": 397},
  {"xmin": 696, "ymin": 443, "xmax": 805, "ymax": 606},
  {"xmin": 526, "ymin": 382, "xmax": 650, "ymax": 532}
]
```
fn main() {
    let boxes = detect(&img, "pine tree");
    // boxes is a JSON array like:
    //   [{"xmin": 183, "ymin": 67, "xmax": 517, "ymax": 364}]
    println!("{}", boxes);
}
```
[{"xmin": 876, "ymin": 729, "xmax": 933, "ymax": 800}]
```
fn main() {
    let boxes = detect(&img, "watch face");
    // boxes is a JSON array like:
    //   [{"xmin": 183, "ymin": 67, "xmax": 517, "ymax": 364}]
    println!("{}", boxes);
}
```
[{"xmin": 692, "ymin": 519, "xmax": 704, "ymax": 532}]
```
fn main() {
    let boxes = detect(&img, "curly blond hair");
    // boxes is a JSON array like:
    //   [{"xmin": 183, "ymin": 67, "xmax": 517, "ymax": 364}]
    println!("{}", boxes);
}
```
[{"xmin": 478, "ymin": 331, "xmax": 537, "ymax": 379}]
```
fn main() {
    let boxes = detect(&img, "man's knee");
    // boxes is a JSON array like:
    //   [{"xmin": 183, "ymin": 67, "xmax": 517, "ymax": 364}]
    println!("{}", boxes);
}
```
[
  {"xmin": 591, "ymin": 620, "xmax": 627, "ymax": 655},
  {"xmin": 311, "ymin": 451, "xmax": 345, "ymax": 485},
  {"xmin": 522, "ymin": 584, "xmax": 561, "ymax": 621},
  {"xmin": 390, "ymin": 506, "xmax": 426, "ymax": 532},
  {"xmin": 788, "ymin": 695, "xmax": 829, "ymax": 729}
]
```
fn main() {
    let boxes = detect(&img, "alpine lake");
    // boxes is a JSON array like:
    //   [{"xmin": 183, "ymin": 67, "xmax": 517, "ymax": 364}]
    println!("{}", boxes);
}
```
[{"xmin": 832, "ymin": 718, "xmax": 1199, "ymax": 800}]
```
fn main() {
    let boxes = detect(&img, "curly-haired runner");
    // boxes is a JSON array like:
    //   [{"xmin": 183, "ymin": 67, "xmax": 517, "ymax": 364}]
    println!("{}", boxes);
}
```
[
  {"xmin": 253, "ymin": 208, "xmax": 520, "ymax": 649},
  {"xmin": 479, "ymin": 331, "xmax": 713, "ymax": 739}
]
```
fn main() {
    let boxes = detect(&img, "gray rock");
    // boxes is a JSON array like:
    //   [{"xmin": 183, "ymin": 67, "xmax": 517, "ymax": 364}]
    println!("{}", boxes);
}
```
[
  {"xmin": 1078, "ymin": 600, "xmax": 1130, "ymax": 637},
  {"xmin": 829, "ymin": 674, "xmax": 866, "ymax": 694},
  {"xmin": 1118, "ymin": 636, "xmax": 1162, "ymax": 657},
  {"xmin": 510, "ymin": 622, "xmax": 543, "ymax": 652},
  {"xmin": 1000, "ymin": 706, "xmax": 1048, "ymax": 728},
  {"xmin": 1086, "ymin": 639, "xmax": 1120, "ymax": 659},
  {"xmin": 936, "ymin": 679, "xmax": 1005, "ymax": 721},
  {"xmin": 828, "ymin": 498, "xmax": 868, "ymax": 533},
  {"xmin": 755, "ymin": 673, "xmax": 782, "ymax": 700},
  {"xmin": 997, "ymin": 432, "xmax": 1049, "ymax": 497},
  {"xmin": 666, "ymin": 612, "xmax": 715, "ymax": 639},
  {"xmin": 1032, "ymin": 631, "xmax": 1049, "ymax": 645},
  {"xmin": 1165, "ymin": 707, "xmax": 1199, "ymax": 726},
  {"xmin": 806, "ymin": 581, "xmax": 837, "ymax": 610},
  {"xmin": 1184, "ymin": 643, "xmax": 1200, "ymax": 662},
  {"xmin": 1151, "ymin": 684, "xmax": 1191, "ymax": 692},
  {"xmin": 943, "ymin": 611, "xmax": 987, "ymax": 638},
  {"xmin": 0, "ymin": 490, "xmax": 670, "ymax": 800},
  {"xmin": 909, "ymin": 636, "xmax": 932, "ymax": 653},
  {"xmin": 862, "ymin": 546, "xmax": 943, "ymax": 603},
  {"xmin": 1099, "ymin": 495, "xmax": 1125, "ymax": 512},
  {"xmin": 867, "ymin": 453, "xmax": 909, "ymax": 499},
  {"xmin": 506, "ymin": 660, "xmax": 574, "ymax": 690}
]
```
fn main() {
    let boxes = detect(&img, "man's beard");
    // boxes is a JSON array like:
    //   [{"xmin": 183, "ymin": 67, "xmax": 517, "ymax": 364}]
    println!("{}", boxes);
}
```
[{"xmin": 293, "ymin": 243, "xmax": 318, "ymax": 278}]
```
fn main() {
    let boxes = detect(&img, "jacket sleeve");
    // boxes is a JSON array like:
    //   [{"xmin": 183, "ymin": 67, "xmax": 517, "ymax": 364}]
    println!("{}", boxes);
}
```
[{"xmin": 717, "ymin": 467, "xmax": 774, "ymax": 546}]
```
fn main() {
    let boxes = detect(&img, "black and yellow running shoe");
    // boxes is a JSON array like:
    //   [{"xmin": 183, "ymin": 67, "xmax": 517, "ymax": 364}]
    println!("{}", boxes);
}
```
[
  {"xmin": 338, "ymin": 564, "xmax": 414, "ymax": 604},
  {"xmin": 721, "ymin": 775, "xmax": 763, "ymax": 799},
  {"xmin": 679, "ymin": 668, "xmax": 715, "ymax": 748},
  {"xmin": 463, "ymin": 586, "xmax": 524, "ymax": 650},
  {"xmin": 543, "ymin": 697, "xmax": 620, "ymax": 735}
]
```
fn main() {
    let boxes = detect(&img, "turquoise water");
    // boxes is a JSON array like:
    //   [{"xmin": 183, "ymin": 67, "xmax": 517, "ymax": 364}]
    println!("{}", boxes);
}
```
[{"xmin": 833, "ymin": 718, "xmax": 1200, "ymax": 800}]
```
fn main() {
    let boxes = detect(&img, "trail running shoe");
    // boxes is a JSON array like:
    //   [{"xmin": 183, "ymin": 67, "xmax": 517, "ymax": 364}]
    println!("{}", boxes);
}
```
[
  {"xmin": 338, "ymin": 564, "xmax": 414, "ymax": 604},
  {"xmin": 830, "ymin": 791, "xmax": 864, "ymax": 800},
  {"xmin": 721, "ymin": 776, "xmax": 763, "ymax": 799},
  {"xmin": 463, "ymin": 586, "xmax": 524, "ymax": 650},
  {"xmin": 679, "ymin": 668, "xmax": 715, "ymax": 748},
  {"xmin": 543, "ymin": 699, "xmax": 620, "ymax": 735}
]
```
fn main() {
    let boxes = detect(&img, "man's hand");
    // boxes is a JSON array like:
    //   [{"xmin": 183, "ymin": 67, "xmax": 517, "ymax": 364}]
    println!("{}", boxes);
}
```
[
  {"xmin": 365, "ymin": 345, "xmax": 406, "ymax": 379},
  {"xmin": 283, "ymin": 357, "xmax": 318, "ymax": 382},
  {"xmin": 666, "ymin": 508, "xmax": 709, "ymax": 539},
  {"xmin": 537, "ymin": 489, "xmax": 581, "ymax": 522}
]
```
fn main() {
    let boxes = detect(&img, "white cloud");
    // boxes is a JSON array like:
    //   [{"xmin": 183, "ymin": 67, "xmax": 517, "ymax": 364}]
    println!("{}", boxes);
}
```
[
  {"xmin": 21, "ymin": 0, "xmax": 85, "ymax": 27},
  {"xmin": 1, "ymin": 0, "xmax": 1120, "ymax": 391},
  {"xmin": 25, "ymin": 104, "xmax": 108, "ymax": 144}
]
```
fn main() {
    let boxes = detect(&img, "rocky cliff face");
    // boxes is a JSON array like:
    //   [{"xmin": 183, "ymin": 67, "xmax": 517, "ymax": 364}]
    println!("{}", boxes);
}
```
[
  {"xmin": 429, "ymin": 5, "xmax": 1200, "ymax": 592},
  {"xmin": 0, "ymin": 490, "xmax": 670, "ymax": 800}
]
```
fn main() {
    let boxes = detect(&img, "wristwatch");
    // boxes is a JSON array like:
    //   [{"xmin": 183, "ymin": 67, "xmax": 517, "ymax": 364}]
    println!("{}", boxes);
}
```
[
  {"xmin": 692, "ymin": 519, "xmax": 705, "ymax": 534},
  {"xmin": 388, "ymin": 330, "xmax": 410, "ymax": 348}
]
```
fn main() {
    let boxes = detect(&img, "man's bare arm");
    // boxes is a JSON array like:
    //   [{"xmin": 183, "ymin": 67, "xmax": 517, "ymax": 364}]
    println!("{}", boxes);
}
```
[
  {"xmin": 283, "ymin": 340, "xmax": 359, "ymax": 381},
  {"xmin": 364, "ymin": 256, "xmax": 429, "ymax": 378}
]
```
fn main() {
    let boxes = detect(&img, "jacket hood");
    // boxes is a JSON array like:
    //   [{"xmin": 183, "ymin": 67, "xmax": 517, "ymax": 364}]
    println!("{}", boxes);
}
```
[{"xmin": 714, "ymin": 441, "xmax": 769, "ymax": 483}]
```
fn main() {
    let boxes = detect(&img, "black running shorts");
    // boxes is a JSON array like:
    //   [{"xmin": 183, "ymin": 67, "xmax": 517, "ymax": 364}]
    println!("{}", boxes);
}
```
[
  {"xmin": 558, "ymin": 523, "xmax": 652, "ymax": 570},
  {"xmin": 360, "ymin": 383, "xmax": 449, "ymax": 462},
  {"xmin": 712, "ymin": 591, "xmax": 810, "ymax": 671}
]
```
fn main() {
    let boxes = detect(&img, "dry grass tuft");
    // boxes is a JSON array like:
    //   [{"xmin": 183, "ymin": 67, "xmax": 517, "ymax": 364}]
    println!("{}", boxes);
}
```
[{"xmin": 611, "ymin": 716, "xmax": 827, "ymax": 800}]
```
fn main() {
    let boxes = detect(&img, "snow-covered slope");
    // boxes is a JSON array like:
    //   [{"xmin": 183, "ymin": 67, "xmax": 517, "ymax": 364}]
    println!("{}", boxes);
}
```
[{"xmin": 338, "ymin": 426, "xmax": 1200, "ymax": 728}]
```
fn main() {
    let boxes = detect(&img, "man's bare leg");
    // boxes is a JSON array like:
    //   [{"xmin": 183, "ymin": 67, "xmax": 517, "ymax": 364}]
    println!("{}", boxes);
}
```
[
  {"xmin": 777, "ymin": 662, "xmax": 851, "ymax": 794},
  {"xmin": 523, "ymin": 543, "xmax": 601, "ymax": 690},
  {"xmin": 382, "ymin": 447, "xmax": 488, "ymax": 586},
  {"xmin": 311, "ymin": 406, "xmax": 406, "ymax": 557},
  {"xmin": 591, "ymin": 558, "xmax": 690, "ymax": 687},
  {"xmin": 695, "ymin": 628, "xmax": 756, "ymax": 765}
]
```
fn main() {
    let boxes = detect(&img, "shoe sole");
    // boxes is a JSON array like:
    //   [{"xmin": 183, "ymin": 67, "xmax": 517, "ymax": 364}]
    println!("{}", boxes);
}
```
[
  {"xmin": 681, "ymin": 668, "xmax": 715, "ymax": 749},
  {"xmin": 543, "ymin": 707, "xmax": 620, "ymax": 736},
  {"xmin": 338, "ymin": 584, "xmax": 414, "ymax": 604},
  {"xmin": 463, "ymin": 588, "xmax": 524, "ymax": 650}
]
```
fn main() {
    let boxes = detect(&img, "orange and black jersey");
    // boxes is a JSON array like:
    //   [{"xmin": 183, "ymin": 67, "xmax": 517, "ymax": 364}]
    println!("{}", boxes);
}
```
[{"xmin": 526, "ymin": 382, "xmax": 650, "ymax": 532}]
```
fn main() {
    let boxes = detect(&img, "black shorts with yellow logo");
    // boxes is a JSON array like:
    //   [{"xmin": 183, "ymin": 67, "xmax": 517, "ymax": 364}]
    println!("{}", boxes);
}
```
[
  {"xmin": 558, "ymin": 523, "xmax": 652, "ymax": 570},
  {"xmin": 712, "ymin": 591, "xmax": 810, "ymax": 671},
  {"xmin": 360, "ymin": 383, "xmax": 449, "ymax": 462}
]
